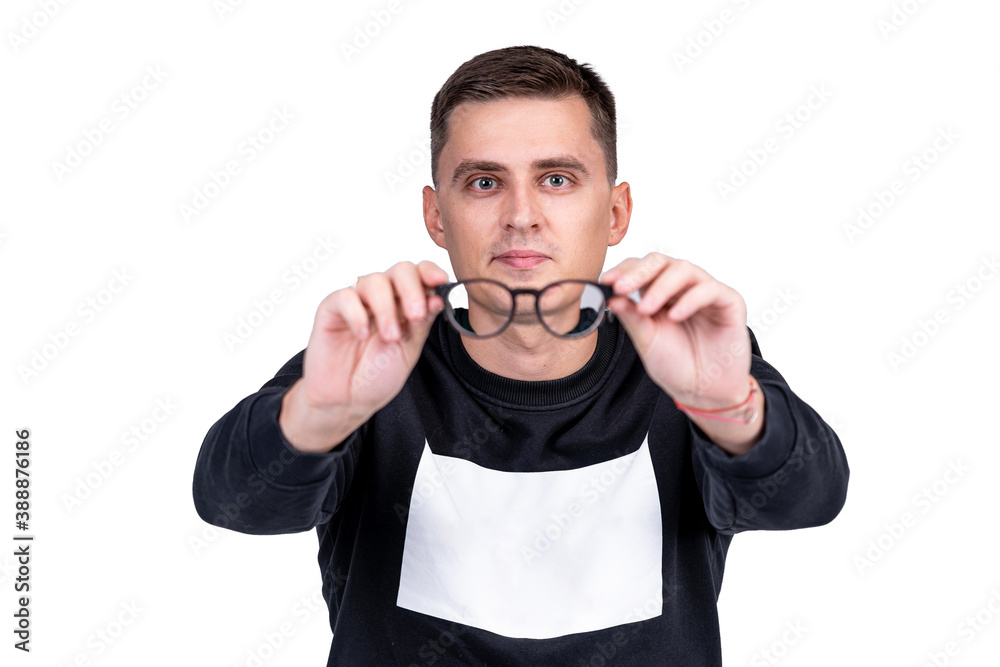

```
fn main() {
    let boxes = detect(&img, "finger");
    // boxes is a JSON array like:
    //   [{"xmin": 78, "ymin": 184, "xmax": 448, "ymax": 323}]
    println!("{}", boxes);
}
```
[
  {"xmin": 416, "ymin": 260, "xmax": 450, "ymax": 313},
  {"xmin": 316, "ymin": 288, "xmax": 371, "ymax": 339},
  {"xmin": 664, "ymin": 281, "xmax": 739, "ymax": 322},
  {"xmin": 599, "ymin": 257, "xmax": 638, "ymax": 284},
  {"xmin": 416, "ymin": 260, "xmax": 450, "ymax": 286},
  {"xmin": 600, "ymin": 257, "xmax": 644, "ymax": 294},
  {"xmin": 606, "ymin": 294, "xmax": 657, "ymax": 353},
  {"xmin": 635, "ymin": 259, "xmax": 704, "ymax": 316},
  {"xmin": 387, "ymin": 262, "xmax": 430, "ymax": 322},
  {"xmin": 602, "ymin": 251, "xmax": 674, "ymax": 281},
  {"xmin": 607, "ymin": 253, "xmax": 672, "ymax": 296},
  {"xmin": 355, "ymin": 272, "xmax": 406, "ymax": 342},
  {"xmin": 335, "ymin": 288, "xmax": 373, "ymax": 339}
]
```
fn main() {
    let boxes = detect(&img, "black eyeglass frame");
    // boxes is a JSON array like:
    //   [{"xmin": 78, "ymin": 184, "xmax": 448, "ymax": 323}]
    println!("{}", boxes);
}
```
[{"xmin": 435, "ymin": 278, "xmax": 616, "ymax": 339}]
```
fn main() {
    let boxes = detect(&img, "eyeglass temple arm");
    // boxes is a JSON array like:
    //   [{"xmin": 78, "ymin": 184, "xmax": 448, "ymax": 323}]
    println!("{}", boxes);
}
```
[
  {"xmin": 596, "ymin": 283, "xmax": 617, "ymax": 322},
  {"xmin": 434, "ymin": 283, "xmax": 457, "ymax": 298}
]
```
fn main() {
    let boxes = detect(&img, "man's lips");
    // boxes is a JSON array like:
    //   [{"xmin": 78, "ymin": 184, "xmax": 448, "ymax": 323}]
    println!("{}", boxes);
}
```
[{"xmin": 493, "ymin": 250, "xmax": 551, "ymax": 268}]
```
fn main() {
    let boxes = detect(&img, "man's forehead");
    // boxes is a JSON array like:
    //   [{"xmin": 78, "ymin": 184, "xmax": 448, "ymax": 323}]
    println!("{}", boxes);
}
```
[
  {"xmin": 447, "ymin": 94, "xmax": 591, "ymax": 126},
  {"xmin": 442, "ymin": 95, "xmax": 601, "ymax": 175}
]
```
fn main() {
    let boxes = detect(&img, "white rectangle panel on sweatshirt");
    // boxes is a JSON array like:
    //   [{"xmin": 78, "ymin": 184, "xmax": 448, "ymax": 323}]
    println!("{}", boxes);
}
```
[{"xmin": 396, "ymin": 434, "xmax": 663, "ymax": 640}]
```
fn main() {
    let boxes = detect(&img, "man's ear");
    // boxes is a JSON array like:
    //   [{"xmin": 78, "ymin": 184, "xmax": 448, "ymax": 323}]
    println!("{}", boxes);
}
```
[
  {"xmin": 608, "ymin": 181, "xmax": 632, "ymax": 247},
  {"xmin": 423, "ymin": 185, "xmax": 447, "ymax": 249}
]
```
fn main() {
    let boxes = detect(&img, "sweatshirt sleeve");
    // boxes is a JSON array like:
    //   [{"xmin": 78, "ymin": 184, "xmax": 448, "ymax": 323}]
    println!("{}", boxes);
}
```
[
  {"xmin": 688, "ymin": 328, "xmax": 849, "ymax": 534},
  {"xmin": 191, "ymin": 349, "xmax": 366, "ymax": 535}
]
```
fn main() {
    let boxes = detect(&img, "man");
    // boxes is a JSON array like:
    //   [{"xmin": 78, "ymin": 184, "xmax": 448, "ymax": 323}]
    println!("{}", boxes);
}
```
[{"xmin": 193, "ymin": 45, "xmax": 848, "ymax": 666}]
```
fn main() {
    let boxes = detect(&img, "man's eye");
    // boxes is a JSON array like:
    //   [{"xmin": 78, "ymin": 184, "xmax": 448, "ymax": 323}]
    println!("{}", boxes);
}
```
[
  {"xmin": 545, "ymin": 175, "xmax": 569, "ymax": 187},
  {"xmin": 473, "ymin": 177, "xmax": 496, "ymax": 190}
]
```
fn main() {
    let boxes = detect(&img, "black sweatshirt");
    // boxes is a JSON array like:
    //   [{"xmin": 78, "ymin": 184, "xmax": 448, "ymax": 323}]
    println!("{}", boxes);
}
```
[{"xmin": 192, "ymin": 313, "xmax": 849, "ymax": 666}]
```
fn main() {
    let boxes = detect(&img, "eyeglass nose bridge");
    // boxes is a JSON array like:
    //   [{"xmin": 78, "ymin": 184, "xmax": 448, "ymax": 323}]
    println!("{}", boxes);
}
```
[{"xmin": 435, "ymin": 280, "xmax": 616, "ymax": 337}]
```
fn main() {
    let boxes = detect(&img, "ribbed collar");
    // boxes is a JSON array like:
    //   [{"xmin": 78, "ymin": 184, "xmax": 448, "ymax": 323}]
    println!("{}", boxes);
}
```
[{"xmin": 439, "ymin": 314, "xmax": 622, "ymax": 408}]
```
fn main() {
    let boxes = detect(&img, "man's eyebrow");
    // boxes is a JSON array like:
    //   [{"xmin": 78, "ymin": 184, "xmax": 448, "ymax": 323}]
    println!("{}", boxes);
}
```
[
  {"xmin": 531, "ymin": 156, "xmax": 590, "ymax": 178},
  {"xmin": 451, "ymin": 156, "xmax": 591, "ymax": 184}
]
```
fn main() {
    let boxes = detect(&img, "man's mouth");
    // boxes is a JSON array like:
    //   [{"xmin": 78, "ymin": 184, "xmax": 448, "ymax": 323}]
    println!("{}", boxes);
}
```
[{"xmin": 493, "ymin": 250, "xmax": 551, "ymax": 269}]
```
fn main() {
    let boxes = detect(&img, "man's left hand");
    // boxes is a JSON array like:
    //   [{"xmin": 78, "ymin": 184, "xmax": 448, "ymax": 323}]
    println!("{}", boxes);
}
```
[{"xmin": 601, "ymin": 253, "xmax": 757, "ymax": 435}]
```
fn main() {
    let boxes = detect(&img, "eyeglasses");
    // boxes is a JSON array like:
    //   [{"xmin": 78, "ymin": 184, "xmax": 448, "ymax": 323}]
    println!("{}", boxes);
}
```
[{"xmin": 435, "ymin": 278, "xmax": 616, "ymax": 339}]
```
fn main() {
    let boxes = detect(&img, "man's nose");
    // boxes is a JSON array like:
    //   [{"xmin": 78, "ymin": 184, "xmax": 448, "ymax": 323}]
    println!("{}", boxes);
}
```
[{"xmin": 498, "ymin": 180, "xmax": 544, "ymax": 231}]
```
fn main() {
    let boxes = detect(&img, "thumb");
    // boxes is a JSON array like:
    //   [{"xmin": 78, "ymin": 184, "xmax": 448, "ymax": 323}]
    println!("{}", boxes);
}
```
[{"xmin": 608, "ymin": 295, "xmax": 656, "ymax": 354}]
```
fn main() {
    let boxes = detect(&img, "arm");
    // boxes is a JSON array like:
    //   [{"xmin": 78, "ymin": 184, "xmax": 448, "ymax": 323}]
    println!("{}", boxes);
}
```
[
  {"xmin": 601, "ymin": 254, "xmax": 848, "ymax": 535},
  {"xmin": 191, "ymin": 350, "xmax": 366, "ymax": 535},
  {"xmin": 191, "ymin": 260, "xmax": 448, "ymax": 536},
  {"xmin": 688, "ymin": 328, "xmax": 849, "ymax": 533},
  {"xmin": 682, "ymin": 372, "xmax": 765, "ymax": 455}
]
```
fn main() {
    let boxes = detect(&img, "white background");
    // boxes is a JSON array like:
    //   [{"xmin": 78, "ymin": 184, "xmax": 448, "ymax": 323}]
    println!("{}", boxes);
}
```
[{"xmin": 2, "ymin": 0, "xmax": 999, "ymax": 665}]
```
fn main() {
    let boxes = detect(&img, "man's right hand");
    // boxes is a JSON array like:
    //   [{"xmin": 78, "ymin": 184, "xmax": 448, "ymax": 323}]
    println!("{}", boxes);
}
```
[{"xmin": 279, "ymin": 261, "xmax": 449, "ymax": 453}]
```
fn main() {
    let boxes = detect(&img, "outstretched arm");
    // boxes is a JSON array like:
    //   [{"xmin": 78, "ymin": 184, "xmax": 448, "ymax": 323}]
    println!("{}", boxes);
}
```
[
  {"xmin": 602, "ymin": 253, "xmax": 849, "ymax": 533},
  {"xmin": 191, "ymin": 351, "xmax": 365, "ymax": 535}
]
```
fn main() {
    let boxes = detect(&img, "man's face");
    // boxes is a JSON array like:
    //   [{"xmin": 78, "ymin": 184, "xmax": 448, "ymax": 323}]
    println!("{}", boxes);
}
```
[{"xmin": 423, "ymin": 95, "xmax": 631, "ymax": 292}]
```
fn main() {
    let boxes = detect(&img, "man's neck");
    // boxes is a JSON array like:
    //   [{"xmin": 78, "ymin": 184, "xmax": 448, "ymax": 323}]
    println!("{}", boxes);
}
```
[{"xmin": 460, "ymin": 325, "xmax": 599, "ymax": 381}]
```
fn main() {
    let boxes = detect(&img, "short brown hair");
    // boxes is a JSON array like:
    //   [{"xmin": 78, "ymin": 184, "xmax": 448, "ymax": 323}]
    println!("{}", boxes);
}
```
[{"xmin": 429, "ymin": 45, "xmax": 617, "ymax": 189}]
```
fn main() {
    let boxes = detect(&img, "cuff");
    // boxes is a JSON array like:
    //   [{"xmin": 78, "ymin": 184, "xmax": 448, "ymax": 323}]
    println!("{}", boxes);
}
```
[
  {"xmin": 247, "ymin": 387, "xmax": 360, "ymax": 486},
  {"xmin": 689, "ymin": 380, "xmax": 796, "ymax": 479}
]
